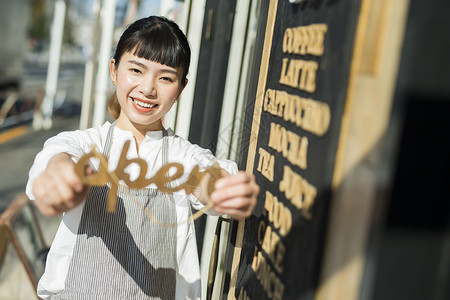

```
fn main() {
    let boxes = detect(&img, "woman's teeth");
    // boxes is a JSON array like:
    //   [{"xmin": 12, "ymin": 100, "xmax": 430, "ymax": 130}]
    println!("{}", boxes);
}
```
[{"xmin": 133, "ymin": 99, "xmax": 156, "ymax": 108}]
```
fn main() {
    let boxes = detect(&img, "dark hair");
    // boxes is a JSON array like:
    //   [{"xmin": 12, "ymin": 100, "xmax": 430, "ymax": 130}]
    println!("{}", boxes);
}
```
[{"xmin": 108, "ymin": 16, "xmax": 191, "ymax": 118}]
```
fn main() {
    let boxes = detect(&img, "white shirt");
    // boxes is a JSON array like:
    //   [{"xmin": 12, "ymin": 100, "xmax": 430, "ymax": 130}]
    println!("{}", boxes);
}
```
[{"xmin": 26, "ymin": 122, "xmax": 237, "ymax": 299}]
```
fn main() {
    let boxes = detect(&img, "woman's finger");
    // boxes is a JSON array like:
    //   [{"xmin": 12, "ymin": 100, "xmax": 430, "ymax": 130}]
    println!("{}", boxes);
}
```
[
  {"xmin": 211, "ymin": 183, "xmax": 256, "ymax": 203},
  {"xmin": 215, "ymin": 171, "xmax": 254, "ymax": 189}
]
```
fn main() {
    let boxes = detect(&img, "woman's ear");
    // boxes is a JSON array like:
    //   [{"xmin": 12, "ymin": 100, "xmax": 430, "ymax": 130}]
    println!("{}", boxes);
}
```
[
  {"xmin": 109, "ymin": 58, "xmax": 117, "ymax": 85},
  {"xmin": 177, "ymin": 78, "xmax": 188, "ymax": 99}
]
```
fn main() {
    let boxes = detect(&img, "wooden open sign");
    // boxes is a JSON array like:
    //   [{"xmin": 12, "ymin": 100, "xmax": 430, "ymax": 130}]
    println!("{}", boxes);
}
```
[{"xmin": 74, "ymin": 139, "xmax": 224, "ymax": 213}]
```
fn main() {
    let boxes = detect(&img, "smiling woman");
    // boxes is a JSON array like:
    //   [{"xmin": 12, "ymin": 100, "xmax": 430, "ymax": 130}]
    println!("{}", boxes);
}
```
[{"xmin": 25, "ymin": 15, "xmax": 259, "ymax": 300}]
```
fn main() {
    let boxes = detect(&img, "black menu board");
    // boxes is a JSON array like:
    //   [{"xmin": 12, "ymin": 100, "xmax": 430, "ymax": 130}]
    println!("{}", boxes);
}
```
[{"xmin": 224, "ymin": 0, "xmax": 362, "ymax": 299}]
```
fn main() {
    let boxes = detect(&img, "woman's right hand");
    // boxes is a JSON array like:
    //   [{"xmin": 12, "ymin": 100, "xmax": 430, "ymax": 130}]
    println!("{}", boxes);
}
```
[{"xmin": 32, "ymin": 153, "xmax": 90, "ymax": 216}]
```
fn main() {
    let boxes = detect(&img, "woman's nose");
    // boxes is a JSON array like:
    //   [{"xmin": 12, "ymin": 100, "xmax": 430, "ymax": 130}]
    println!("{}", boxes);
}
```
[{"xmin": 138, "ymin": 75, "xmax": 156, "ymax": 97}]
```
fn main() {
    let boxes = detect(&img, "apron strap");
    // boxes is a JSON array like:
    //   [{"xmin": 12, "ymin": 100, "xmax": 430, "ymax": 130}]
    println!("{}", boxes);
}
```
[
  {"xmin": 103, "ymin": 121, "xmax": 116, "ymax": 158},
  {"xmin": 162, "ymin": 128, "xmax": 168, "ymax": 165}
]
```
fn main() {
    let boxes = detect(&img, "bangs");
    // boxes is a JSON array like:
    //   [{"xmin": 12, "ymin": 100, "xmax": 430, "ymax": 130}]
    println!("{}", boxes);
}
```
[
  {"xmin": 114, "ymin": 16, "xmax": 191, "ymax": 80},
  {"xmin": 117, "ymin": 25, "xmax": 186, "ymax": 72},
  {"xmin": 131, "ymin": 28, "xmax": 185, "ymax": 69}
]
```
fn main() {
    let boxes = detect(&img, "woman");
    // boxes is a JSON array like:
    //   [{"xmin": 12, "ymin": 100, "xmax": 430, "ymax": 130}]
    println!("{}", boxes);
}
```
[{"xmin": 27, "ymin": 16, "xmax": 258, "ymax": 299}]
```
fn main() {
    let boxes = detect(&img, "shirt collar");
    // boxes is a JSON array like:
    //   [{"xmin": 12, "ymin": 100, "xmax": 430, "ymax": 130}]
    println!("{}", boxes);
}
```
[{"xmin": 111, "ymin": 122, "xmax": 165, "ymax": 140}]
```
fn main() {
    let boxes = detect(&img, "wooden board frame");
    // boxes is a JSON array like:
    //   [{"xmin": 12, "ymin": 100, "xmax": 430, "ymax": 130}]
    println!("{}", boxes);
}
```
[{"xmin": 223, "ymin": 0, "xmax": 411, "ymax": 299}]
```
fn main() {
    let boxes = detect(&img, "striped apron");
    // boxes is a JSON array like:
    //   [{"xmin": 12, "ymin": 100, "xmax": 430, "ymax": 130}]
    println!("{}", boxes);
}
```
[{"xmin": 54, "ymin": 124, "xmax": 177, "ymax": 300}]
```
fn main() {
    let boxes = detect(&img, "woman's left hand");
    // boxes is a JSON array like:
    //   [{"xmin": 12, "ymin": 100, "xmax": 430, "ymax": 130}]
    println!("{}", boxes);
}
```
[{"xmin": 210, "ymin": 171, "xmax": 259, "ymax": 220}]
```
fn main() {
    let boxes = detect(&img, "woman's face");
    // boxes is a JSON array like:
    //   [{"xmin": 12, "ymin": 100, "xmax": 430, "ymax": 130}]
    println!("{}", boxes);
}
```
[{"xmin": 110, "ymin": 51, "xmax": 186, "ymax": 132}]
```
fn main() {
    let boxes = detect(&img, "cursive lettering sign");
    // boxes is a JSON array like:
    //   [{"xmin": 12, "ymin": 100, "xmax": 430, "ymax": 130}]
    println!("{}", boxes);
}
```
[{"xmin": 74, "ymin": 140, "xmax": 223, "ymax": 212}]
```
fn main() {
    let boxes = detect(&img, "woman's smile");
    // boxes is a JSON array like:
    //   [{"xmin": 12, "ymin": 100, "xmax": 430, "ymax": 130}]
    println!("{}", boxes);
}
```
[{"xmin": 131, "ymin": 97, "xmax": 158, "ymax": 112}]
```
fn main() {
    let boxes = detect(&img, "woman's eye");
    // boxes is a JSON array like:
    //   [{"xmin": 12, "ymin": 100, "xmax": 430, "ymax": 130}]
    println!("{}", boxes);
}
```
[
  {"xmin": 130, "ymin": 68, "xmax": 141, "ymax": 74},
  {"xmin": 161, "ymin": 77, "xmax": 174, "ymax": 82}
]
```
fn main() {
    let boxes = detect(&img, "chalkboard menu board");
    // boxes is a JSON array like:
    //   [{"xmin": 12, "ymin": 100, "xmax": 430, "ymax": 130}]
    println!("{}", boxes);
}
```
[{"xmin": 224, "ymin": 0, "xmax": 362, "ymax": 299}]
